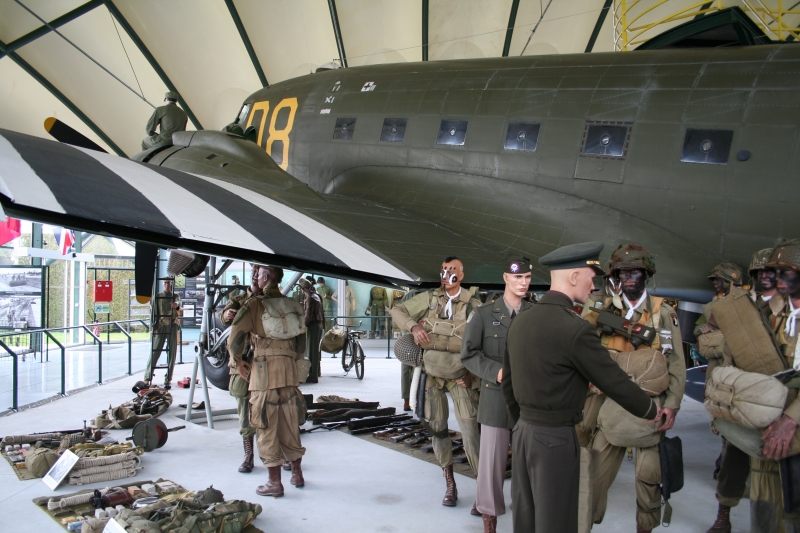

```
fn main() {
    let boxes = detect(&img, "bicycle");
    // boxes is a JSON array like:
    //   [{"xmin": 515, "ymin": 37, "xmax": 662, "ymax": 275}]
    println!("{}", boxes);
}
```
[{"xmin": 340, "ymin": 322, "xmax": 365, "ymax": 380}]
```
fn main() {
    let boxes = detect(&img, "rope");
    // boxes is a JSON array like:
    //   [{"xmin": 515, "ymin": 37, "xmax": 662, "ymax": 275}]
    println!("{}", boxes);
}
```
[
  {"xmin": 68, "ymin": 467, "xmax": 140, "ymax": 486},
  {"xmin": 71, "ymin": 458, "xmax": 140, "ymax": 477},
  {"xmin": 47, "ymin": 487, "xmax": 110, "ymax": 510},
  {"xmin": 76, "ymin": 452, "xmax": 140, "ymax": 469},
  {"xmin": 2, "ymin": 433, "xmax": 63, "ymax": 444}
]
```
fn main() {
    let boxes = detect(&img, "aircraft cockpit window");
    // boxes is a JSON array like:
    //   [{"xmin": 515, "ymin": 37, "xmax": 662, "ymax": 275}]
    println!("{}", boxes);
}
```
[
  {"xmin": 380, "ymin": 118, "xmax": 407, "ymax": 142},
  {"xmin": 235, "ymin": 104, "xmax": 251, "ymax": 125},
  {"xmin": 504, "ymin": 122, "xmax": 540, "ymax": 152},
  {"xmin": 436, "ymin": 120, "xmax": 468, "ymax": 146},
  {"xmin": 681, "ymin": 129, "xmax": 733, "ymax": 165},
  {"xmin": 333, "ymin": 117, "xmax": 357, "ymax": 140},
  {"xmin": 582, "ymin": 124, "xmax": 629, "ymax": 157}
]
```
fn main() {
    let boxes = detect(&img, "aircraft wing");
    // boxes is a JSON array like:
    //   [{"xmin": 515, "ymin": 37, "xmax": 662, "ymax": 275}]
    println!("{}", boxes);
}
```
[{"xmin": 0, "ymin": 129, "xmax": 503, "ymax": 286}]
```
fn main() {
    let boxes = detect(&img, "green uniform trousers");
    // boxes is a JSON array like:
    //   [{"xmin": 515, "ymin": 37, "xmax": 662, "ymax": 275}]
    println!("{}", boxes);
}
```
[
  {"xmin": 591, "ymin": 430, "xmax": 662, "ymax": 530},
  {"xmin": 751, "ymin": 457, "xmax": 800, "ymax": 533},
  {"xmin": 716, "ymin": 439, "xmax": 750, "ymax": 507},
  {"xmin": 370, "ymin": 304, "xmax": 386, "ymax": 333},
  {"xmin": 249, "ymin": 387, "xmax": 305, "ymax": 468},
  {"xmin": 306, "ymin": 323, "xmax": 323, "ymax": 379},
  {"xmin": 229, "ymin": 374, "xmax": 255, "ymax": 438},
  {"xmin": 145, "ymin": 325, "xmax": 179, "ymax": 382},
  {"xmin": 512, "ymin": 420, "xmax": 579, "ymax": 533},
  {"xmin": 425, "ymin": 379, "xmax": 480, "ymax": 472},
  {"xmin": 401, "ymin": 362, "xmax": 413, "ymax": 399}
]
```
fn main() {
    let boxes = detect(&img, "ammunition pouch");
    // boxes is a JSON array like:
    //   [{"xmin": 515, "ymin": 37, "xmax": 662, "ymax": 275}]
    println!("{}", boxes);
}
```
[
  {"xmin": 704, "ymin": 365, "xmax": 787, "ymax": 429},
  {"xmin": 697, "ymin": 330, "xmax": 725, "ymax": 360},
  {"xmin": 418, "ymin": 318, "xmax": 466, "ymax": 353}
]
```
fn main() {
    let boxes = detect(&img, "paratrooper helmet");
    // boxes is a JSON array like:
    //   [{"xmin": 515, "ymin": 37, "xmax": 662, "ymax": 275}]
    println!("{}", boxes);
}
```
[
  {"xmin": 748, "ymin": 248, "xmax": 774, "ymax": 277},
  {"xmin": 707, "ymin": 261, "xmax": 744, "ymax": 285},
  {"xmin": 606, "ymin": 243, "xmax": 656, "ymax": 278},
  {"xmin": 765, "ymin": 239, "xmax": 800, "ymax": 271}
]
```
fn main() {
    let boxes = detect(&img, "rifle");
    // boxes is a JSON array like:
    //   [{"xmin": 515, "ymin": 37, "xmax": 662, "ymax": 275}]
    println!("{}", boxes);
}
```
[
  {"xmin": 300, "ymin": 422, "xmax": 347, "ymax": 434},
  {"xmin": 363, "ymin": 421, "xmax": 421, "ymax": 437},
  {"xmin": 596, "ymin": 310, "xmax": 656, "ymax": 348},
  {"xmin": 347, "ymin": 414, "xmax": 412, "ymax": 431}
]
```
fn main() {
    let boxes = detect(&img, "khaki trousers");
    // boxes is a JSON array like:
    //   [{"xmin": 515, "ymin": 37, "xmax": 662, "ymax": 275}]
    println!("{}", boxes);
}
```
[
  {"xmin": 249, "ymin": 386, "xmax": 305, "ymax": 467},
  {"xmin": 716, "ymin": 438, "xmax": 750, "ymax": 507},
  {"xmin": 751, "ymin": 457, "xmax": 800, "ymax": 533},
  {"xmin": 591, "ymin": 430, "xmax": 662, "ymax": 530},
  {"xmin": 229, "ymin": 374, "xmax": 255, "ymax": 438},
  {"xmin": 425, "ymin": 379, "xmax": 480, "ymax": 472},
  {"xmin": 476, "ymin": 425, "xmax": 510, "ymax": 517},
  {"xmin": 145, "ymin": 325, "xmax": 179, "ymax": 382},
  {"xmin": 512, "ymin": 420, "xmax": 579, "ymax": 533}
]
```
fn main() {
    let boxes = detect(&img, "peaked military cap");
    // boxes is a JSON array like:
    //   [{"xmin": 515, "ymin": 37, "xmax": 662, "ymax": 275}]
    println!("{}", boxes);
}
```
[
  {"xmin": 708, "ymin": 261, "xmax": 744, "ymax": 284},
  {"xmin": 748, "ymin": 248, "xmax": 774, "ymax": 275},
  {"xmin": 165, "ymin": 91, "xmax": 179, "ymax": 101},
  {"xmin": 505, "ymin": 256, "xmax": 532, "ymax": 274},
  {"xmin": 766, "ymin": 239, "xmax": 800, "ymax": 271},
  {"xmin": 539, "ymin": 242, "xmax": 605, "ymax": 276}
]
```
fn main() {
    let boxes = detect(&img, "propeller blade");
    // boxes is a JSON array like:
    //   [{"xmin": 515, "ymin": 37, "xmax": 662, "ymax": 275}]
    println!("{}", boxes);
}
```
[
  {"xmin": 134, "ymin": 243, "xmax": 158, "ymax": 304},
  {"xmin": 44, "ymin": 117, "xmax": 107, "ymax": 153}
]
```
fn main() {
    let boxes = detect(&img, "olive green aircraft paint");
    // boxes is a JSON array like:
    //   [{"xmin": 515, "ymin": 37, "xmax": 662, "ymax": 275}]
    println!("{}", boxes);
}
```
[{"xmin": 155, "ymin": 45, "xmax": 800, "ymax": 298}]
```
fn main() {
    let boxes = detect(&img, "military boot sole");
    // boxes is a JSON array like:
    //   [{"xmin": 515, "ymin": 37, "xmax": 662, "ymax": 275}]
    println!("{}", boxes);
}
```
[
  {"xmin": 238, "ymin": 464, "xmax": 253, "ymax": 473},
  {"xmin": 256, "ymin": 485, "xmax": 284, "ymax": 497}
]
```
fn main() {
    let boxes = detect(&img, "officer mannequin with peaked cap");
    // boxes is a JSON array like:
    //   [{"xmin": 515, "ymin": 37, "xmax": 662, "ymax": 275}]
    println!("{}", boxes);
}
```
[
  {"xmin": 501, "ymin": 242, "xmax": 661, "ymax": 533},
  {"xmin": 142, "ymin": 91, "xmax": 188, "ymax": 150}
]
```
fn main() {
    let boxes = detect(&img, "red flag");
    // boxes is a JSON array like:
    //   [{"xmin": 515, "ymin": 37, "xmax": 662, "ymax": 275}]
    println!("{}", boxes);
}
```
[
  {"xmin": 0, "ymin": 217, "xmax": 21, "ymax": 246},
  {"xmin": 60, "ymin": 228, "xmax": 75, "ymax": 255}
]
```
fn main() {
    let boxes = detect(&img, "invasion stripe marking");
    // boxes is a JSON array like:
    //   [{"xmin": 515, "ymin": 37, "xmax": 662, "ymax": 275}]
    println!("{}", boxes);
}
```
[
  {"xmin": 1, "ymin": 131, "xmax": 179, "ymax": 236},
  {"xmin": 145, "ymin": 164, "xmax": 343, "ymax": 267},
  {"xmin": 0, "ymin": 131, "xmax": 65, "ymax": 214},
  {"xmin": 75, "ymin": 147, "xmax": 271, "ymax": 253},
  {"xmin": 193, "ymin": 174, "xmax": 413, "ymax": 281}
]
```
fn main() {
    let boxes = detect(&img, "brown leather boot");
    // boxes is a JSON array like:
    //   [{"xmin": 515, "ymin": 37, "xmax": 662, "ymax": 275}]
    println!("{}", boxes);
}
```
[
  {"xmin": 290, "ymin": 457, "xmax": 305, "ymax": 487},
  {"xmin": 705, "ymin": 504, "xmax": 732, "ymax": 533},
  {"xmin": 403, "ymin": 398, "xmax": 411, "ymax": 412},
  {"xmin": 470, "ymin": 502, "xmax": 481, "ymax": 516},
  {"xmin": 482, "ymin": 515, "xmax": 497, "ymax": 533},
  {"xmin": 282, "ymin": 461, "xmax": 291, "ymax": 471},
  {"xmin": 256, "ymin": 466, "xmax": 284, "ymax": 497},
  {"xmin": 442, "ymin": 464, "xmax": 457, "ymax": 506},
  {"xmin": 238, "ymin": 435, "xmax": 254, "ymax": 473}
]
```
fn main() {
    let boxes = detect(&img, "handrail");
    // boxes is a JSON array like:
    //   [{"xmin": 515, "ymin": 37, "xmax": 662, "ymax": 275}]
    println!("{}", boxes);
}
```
[{"xmin": 328, "ymin": 315, "xmax": 394, "ymax": 359}]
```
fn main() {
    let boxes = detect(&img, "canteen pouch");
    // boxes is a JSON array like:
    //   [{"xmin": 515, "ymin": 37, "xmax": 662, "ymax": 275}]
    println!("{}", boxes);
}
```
[
  {"xmin": 597, "ymin": 397, "xmax": 663, "ymax": 448},
  {"xmin": 422, "ymin": 349, "xmax": 467, "ymax": 380},
  {"xmin": 320, "ymin": 327, "xmax": 347, "ymax": 353},
  {"xmin": 24, "ymin": 447, "xmax": 58, "ymax": 478},
  {"xmin": 261, "ymin": 298, "xmax": 306, "ymax": 340},
  {"xmin": 704, "ymin": 365, "xmax": 787, "ymax": 429},
  {"xmin": 698, "ymin": 330, "xmax": 725, "ymax": 360},
  {"xmin": 419, "ymin": 318, "xmax": 467, "ymax": 353},
  {"xmin": 780, "ymin": 454, "xmax": 800, "ymax": 513},
  {"xmin": 228, "ymin": 374, "xmax": 249, "ymax": 398},
  {"xmin": 296, "ymin": 358, "xmax": 311, "ymax": 384},
  {"xmin": 611, "ymin": 349, "xmax": 670, "ymax": 396},
  {"xmin": 659, "ymin": 435, "xmax": 684, "ymax": 526}
]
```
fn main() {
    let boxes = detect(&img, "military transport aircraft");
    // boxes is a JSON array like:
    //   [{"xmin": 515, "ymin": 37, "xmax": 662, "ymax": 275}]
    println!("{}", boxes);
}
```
[{"xmin": 0, "ymin": 11, "xmax": 798, "ymax": 309}]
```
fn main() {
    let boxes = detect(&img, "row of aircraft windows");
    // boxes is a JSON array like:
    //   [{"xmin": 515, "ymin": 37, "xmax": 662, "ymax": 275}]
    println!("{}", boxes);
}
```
[{"xmin": 331, "ymin": 117, "xmax": 736, "ymax": 165}]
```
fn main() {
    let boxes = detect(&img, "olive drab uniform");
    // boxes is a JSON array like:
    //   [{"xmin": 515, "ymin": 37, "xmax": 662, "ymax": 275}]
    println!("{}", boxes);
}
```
[
  {"xmin": 391, "ymin": 287, "xmax": 482, "ymax": 472},
  {"xmin": 317, "ymin": 283, "xmax": 334, "ymax": 331},
  {"xmin": 303, "ymin": 286, "xmax": 324, "ymax": 382},
  {"xmin": 220, "ymin": 287, "xmax": 260, "ymax": 438},
  {"xmin": 227, "ymin": 291, "xmax": 307, "ymax": 468},
  {"xmin": 142, "ymin": 102, "xmax": 188, "ymax": 150},
  {"xmin": 582, "ymin": 293, "xmax": 686, "ymax": 531},
  {"xmin": 369, "ymin": 286, "xmax": 390, "ymax": 337},
  {"xmin": 145, "ymin": 289, "xmax": 181, "ymax": 383}
]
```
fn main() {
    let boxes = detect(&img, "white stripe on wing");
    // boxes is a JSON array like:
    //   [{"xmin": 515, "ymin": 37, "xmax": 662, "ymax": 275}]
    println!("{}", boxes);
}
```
[{"xmin": 0, "ymin": 134, "xmax": 65, "ymax": 214}]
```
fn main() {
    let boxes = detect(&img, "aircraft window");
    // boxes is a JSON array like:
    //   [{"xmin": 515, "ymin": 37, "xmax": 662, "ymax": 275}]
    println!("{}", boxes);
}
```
[
  {"xmin": 582, "ymin": 124, "xmax": 629, "ymax": 157},
  {"xmin": 504, "ymin": 122, "xmax": 540, "ymax": 152},
  {"xmin": 235, "ymin": 104, "xmax": 251, "ymax": 125},
  {"xmin": 681, "ymin": 129, "xmax": 734, "ymax": 165},
  {"xmin": 380, "ymin": 118, "xmax": 407, "ymax": 143},
  {"xmin": 333, "ymin": 117, "xmax": 357, "ymax": 140},
  {"xmin": 436, "ymin": 120, "xmax": 468, "ymax": 146}
]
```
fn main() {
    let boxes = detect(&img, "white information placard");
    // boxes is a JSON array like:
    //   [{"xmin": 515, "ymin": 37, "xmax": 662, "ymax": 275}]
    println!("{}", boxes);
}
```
[{"xmin": 42, "ymin": 449, "xmax": 79, "ymax": 490}]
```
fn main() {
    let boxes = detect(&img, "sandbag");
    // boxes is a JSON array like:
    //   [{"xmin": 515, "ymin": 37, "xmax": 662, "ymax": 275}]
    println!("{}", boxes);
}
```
[
  {"xmin": 320, "ymin": 327, "xmax": 347, "ymax": 353},
  {"xmin": 24, "ymin": 447, "xmax": 58, "ymax": 478},
  {"xmin": 394, "ymin": 333, "xmax": 423, "ymax": 367},
  {"xmin": 261, "ymin": 298, "xmax": 305, "ymax": 340},
  {"xmin": 712, "ymin": 286, "xmax": 786, "ymax": 375},
  {"xmin": 704, "ymin": 365, "xmax": 787, "ymax": 429},
  {"xmin": 611, "ymin": 349, "xmax": 669, "ymax": 396},
  {"xmin": 418, "ymin": 318, "xmax": 466, "ymax": 353},
  {"xmin": 597, "ymin": 397, "xmax": 663, "ymax": 448},
  {"xmin": 423, "ymin": 349, "xmax": 467, "ymax": 380},
  {"xmin": 698, "ymin": 330, "xmax": 725, "ymax": 360}
]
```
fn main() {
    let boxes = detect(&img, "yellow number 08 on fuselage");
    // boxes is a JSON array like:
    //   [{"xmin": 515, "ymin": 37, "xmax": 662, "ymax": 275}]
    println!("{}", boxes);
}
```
[{"xmin": 245, "ymin": 97, "xmax": 298, "ymax": 171}]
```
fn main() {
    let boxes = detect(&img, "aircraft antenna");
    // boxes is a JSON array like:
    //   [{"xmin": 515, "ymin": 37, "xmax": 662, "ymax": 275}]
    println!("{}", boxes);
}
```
[{"xmin": 519, "ymin": 0, "xmax": 554, "ymax": 56}]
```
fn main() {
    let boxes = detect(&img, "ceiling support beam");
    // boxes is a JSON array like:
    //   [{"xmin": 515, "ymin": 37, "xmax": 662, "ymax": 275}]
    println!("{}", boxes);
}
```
[
  {"xmin": 0, "ymin": 0, "xmax": 104, "ymax": 60},
  {"xmin": 694, "ymin": 2, "xmax": 714, "ymax": 20},
  {"xmin": 224, "ymin": 0, "xmax": 268, "ymax": 87},
  {"xmin": 103, "ymin": 0, "xmax": 203, "ymax": 130},
  {"xmin": 502, "ymin": 0, "xmax": 521, "ymax": 57},
  {"xmin": 584, "ymin": 0, "xmax": 613, "ymax": 53},
  {"xmin": 327, "ymin": 0, "xmax": 347, "ymax": 68},
  {"xmin": 0, "ymin": 39, "xmax": 127, "ymax": 157},
  {"xmin": 422, "ymin": 0, "xmax": 429, "ymax": 61}
]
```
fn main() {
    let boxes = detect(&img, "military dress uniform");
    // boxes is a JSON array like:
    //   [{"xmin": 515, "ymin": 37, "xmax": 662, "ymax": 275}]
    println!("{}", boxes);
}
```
[
  {"xmin": 145, "ymin": 289, "xmax": 181, "ymax": 385},
  {"xmin": 502, "ymin": 242, "xmax": 658, "ymax": 533},
  {"xmin": 141, "ymin": 92, "xmax": 188, "ymax": 150},
  {"xmin": 220, "ymin": 286, "xmax": 259, "ymax": 472},
  {"xmin": 462, "ymin": 285, "xmax": 532, "ymax": 519},
  {"xmin": 391, "ymin": 286, "xmax": 482, "ymax": 505},
  {"xmin": 369, "ymin": 286, "xmax": 389, "ymax": 337},
  {"xmin": 300, "ymin": 279, "xmax": 324, "ymax": 382},
  {"xmin": 227, "ymin": 287, "xmax": 307, "ymax": 497}
]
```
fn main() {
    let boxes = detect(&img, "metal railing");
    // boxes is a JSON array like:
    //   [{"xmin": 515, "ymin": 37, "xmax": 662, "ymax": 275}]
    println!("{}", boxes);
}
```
[
  {"xmin": 328, "ymin": 315, "xmax": 394, "ymax": 359},
  {"xmin": 0, "ymin": 319, "xmax": 150, "ymax": 412}
]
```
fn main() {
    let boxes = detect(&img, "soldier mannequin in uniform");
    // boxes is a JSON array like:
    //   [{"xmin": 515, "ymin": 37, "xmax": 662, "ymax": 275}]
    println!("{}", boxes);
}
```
[
  {"xmin": 750, "ymin": 248, "xmax": 784, "ymax": 315},
  {"xmin": 141, "ymin": 91, "xmax": 188, "ymax": 151},
  {"xmin": 227, "ymin": 266, "xmax": 307, "ymax": 498},
  {"xmin": 502, "ymin": 242, "xmax": 662, "ymax": 533},
  {"xmin": 316, "ymin": 277, "xmax": 334, "ymax": 330},
  {"xmin": 144, "ymin": 280, "xmax": 181, "ymax": 389},
  {"xmin": 582, "ymin": 244, "xmax": 685, "ymax": 533},
  {"xmin": 220, "ymin": 264, "xmax": 264, "ymax": 473},
  {"xmin": 368, "ymin": 286, "xmax": 389, "ymax": 338},
  {"xmin": 391, "ymin": 257, "xmax": 482, "ymax": 508},
  {"xmin": 300, "ymin": 278, "xmax": 324, "ymax": 383},
  {"xmin": 331, "ymin": 280, "xmax": 356, "ymax": 326},
  {"xmin": 462, "ymin": 257, "xmax": 534, "ymax": 533}
]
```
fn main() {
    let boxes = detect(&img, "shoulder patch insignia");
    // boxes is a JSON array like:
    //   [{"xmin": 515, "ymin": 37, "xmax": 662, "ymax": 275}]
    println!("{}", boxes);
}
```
[
  {"xmin": 233, "ymin": 305, "xmax": 250, "ymax": 325},
  {"xmin": 466, "ymin": 311, "xmax": 475, "ymax": 323},
  {"xmin": 670, "ymin": 312, "xmax": 679, "ymax": 328}
]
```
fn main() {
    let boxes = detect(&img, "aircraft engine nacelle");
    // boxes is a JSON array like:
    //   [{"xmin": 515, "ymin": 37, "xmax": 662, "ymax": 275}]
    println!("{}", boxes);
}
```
[{"xmin": 167, "ymin": 249, "xmax": 210, "ymax": 278}]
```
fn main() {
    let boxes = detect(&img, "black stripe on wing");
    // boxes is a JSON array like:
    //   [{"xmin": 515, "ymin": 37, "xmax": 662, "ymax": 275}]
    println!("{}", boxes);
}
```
[{"xmin": 2, "ymin": 131, "xmax": 180, "ymax": 237}]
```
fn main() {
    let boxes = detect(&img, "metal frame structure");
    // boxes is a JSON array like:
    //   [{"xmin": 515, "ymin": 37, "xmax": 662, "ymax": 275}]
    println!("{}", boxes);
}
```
[
  {"xmin": 327, "ymin": 0, "xmax": 348, "ymax": 68},
  {"xmin": 502, "ymin": 0, "xmax": 521, "ymax": 57},
  {"xmin": 422, "ymin": 0, "xmax": 429, "ymax": 61},
  {"xmin": 224, "ymin": 0, "xmax": 268, "ymax": 88},
  {"xmin": 586, "ymin": 0, "xmax": 614, "ymax": 52}
]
